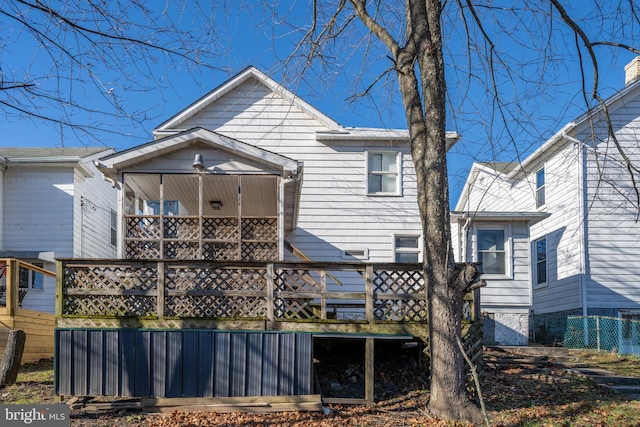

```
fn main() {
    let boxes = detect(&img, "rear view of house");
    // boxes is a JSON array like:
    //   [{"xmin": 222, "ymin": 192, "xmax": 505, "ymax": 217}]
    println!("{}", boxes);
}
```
[{"xmin": 55, "ymin": 67, "xmax": 481, "ymax": 404}]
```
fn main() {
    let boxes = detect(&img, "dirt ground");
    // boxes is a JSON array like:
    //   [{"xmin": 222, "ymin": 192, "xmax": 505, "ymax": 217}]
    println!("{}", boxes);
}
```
[{"xmin": 3, "ymin": 345, "xmax": 640, "ymax": 426}]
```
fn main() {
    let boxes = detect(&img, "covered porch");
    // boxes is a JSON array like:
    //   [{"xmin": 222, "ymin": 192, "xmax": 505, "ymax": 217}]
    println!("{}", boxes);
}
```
[{"xmin": 96, "ymin": 128, "xmax": 303, "ymax": 262}]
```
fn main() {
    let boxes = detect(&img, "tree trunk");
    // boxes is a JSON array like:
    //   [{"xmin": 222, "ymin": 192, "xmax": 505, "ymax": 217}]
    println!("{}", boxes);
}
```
[
  {"xmin": 399, "ymin": 0, "xmax": 483, "ymax": 422},
  {"xmin": 0, "ymin": 329, "xmax": 26, "ymax": 388},
  {"xmin": 349, "ymin": 0, "xmax": 483, "ymax": 422}
]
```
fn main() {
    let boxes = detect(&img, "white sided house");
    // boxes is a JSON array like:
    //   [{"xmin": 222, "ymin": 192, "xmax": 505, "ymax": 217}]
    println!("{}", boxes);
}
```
[
  {"xmin": 452, "ymin": 57, "xmax": 640, "ymax": 346},
  {"xmin": 95, "ymin": 66, "xmax": 459, "ymax": 299},
  {"xmin": 0, "ymin": 147, "xmax": 117, "ymax": 313}
]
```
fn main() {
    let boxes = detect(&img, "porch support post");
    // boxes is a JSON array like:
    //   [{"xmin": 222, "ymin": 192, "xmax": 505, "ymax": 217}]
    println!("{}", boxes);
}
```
[
  {"xmin": 365, "ymin": 337, "xmax": 375, "ymax": 406},
  {"xmin": 198, "ymin": 172, "xmax": 203, "ymax": 258},
  {"xmin": 55, "ymin": 260, "xmax": 64, "ymax": 320},
  {"xmin": 278, "ymin": 176, "xmax": 285, "ymax": 260},
  {"xmin": 157, "ymin": 261, "xmax": 165, "ymax": 319},
  {"xmin": 6, "ymin": 259, "xmax": 19, "ymax": 317},
  {"xmin": 365, "ymin": 265, "xmax": 374, "ymax": 323},
  {"xmin": 266, "ymin": 263, "xmax": 275, "ymax": 322}
]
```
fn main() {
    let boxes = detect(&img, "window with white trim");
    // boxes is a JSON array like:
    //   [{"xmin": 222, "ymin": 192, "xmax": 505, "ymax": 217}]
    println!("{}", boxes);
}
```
[
  {"xmin": 534, "ymin": 237, "xmax": 547, "ymax": 286},
  {"xmin": 110, "ymin": 209, "xmax": 118, "ymax": 247},
  {"xmin": 476, "ymin": 229, "xmax": 506, "ymax": 275},
  {"xmin": 536, "ymin": 167, "xmax": 545, "ymax": 208},
  {"xmin": 394, "ymin": 235, "xmax": 420, "ymax": 262},
  {"xmin": 367, "ymin": 151, "xmax": 400, "ymax": 195}
]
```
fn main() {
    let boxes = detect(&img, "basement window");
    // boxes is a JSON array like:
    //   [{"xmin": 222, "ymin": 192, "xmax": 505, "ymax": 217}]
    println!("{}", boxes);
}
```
[{"xmin": 342, "ymin": 248, "xmax": 369, "ymax": 260}]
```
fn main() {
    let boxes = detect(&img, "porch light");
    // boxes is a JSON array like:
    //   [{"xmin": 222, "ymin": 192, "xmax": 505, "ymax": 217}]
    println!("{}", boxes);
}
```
[
  {"xmin": 209, "ymin": 200, "xmax": 223, "ymax": 210},
  {"xmin": 192, "ymin": 154, "xmax": 205, "ymax": 171}
]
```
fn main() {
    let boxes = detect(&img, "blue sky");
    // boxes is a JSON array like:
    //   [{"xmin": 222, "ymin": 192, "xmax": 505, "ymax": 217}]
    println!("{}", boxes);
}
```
[{"xmin": 0, "ymin": 1, "xmax": 637, "ymax": 205}]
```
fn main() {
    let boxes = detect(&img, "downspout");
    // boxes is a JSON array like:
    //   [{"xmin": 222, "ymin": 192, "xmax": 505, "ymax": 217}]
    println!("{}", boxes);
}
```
[
  {"xmin": 564, "ymin": 131, "xmax": 589, "ymax": 345},
  {"xmin": 461, "ymin": 215, "xmax": 472, "ymax": 263}
]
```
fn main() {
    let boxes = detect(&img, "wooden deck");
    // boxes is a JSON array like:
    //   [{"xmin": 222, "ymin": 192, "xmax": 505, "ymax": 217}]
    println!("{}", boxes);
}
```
[
  {"xmin": 56, "ymin": 259, "xmax": 481, "ymax": 405},
  {"xmin": 56, "ymin": 259, "xmax": 478, "ymax": 336},
  {"xmin": 0, "ymin": 259, "xmax": 56, "ymax": 363}
]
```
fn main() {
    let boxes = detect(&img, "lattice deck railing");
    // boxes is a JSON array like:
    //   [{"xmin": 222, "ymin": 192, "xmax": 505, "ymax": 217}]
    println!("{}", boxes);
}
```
[{"xmin": 57, "ymin": 260, "xmax": 478, "ymax": 330}]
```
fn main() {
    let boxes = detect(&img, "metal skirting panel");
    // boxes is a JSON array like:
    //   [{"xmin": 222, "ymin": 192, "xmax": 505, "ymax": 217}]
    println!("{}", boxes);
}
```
[{"xmin": 55, "ymin": 329, "xmax": 313, "ymax": 398}]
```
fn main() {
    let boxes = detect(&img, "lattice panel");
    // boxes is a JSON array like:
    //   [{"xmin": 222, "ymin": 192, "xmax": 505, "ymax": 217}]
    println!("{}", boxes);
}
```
[
  {"xmin": 125, "ymin": 241, "xmax": 161, "ymax": 260},
  {"xmin": 273, "ymin": 269, "xmax": 320, "ymax": 320},
  {"xmin": 274, "ymin": 298, "xmax": 315, "ymax": 320},
  {"xmin": 374, "ymin": 299, "xmax": 427, "ymax": 321},
  {"xmin": 203, "ymin": 217, "xmax": 239, "ymax": 240},
  {"xmin": 203, "ymin": 242, "xmax": 240, "ymax": 261},
  {"xmin": 164, "ymin": 217, "xmax": 199, "ymax": 239},
  {"xmin": 165, "ymin": 296, "xmax": 267, "ymax": 318},
  {"xmin": 275, "ymin": 269, "xmax": 323, "ymax": 293},
  {"xmin": 64, "ymin": 266, "xmax": 157, "ymax": 290},
  {"xmin": 165, "ymin": 267, "xmax": 267, "ymax": 291},
  {"xmin": 63, "ymin": 295, "xmax": 155, "ymax": 317},
  {"xmin": 374, "ymin": 269, "xmax": 424, "ymax": 294},
  {"xmin": 241, "ymin": 218, "xmax": 277, "ymax": 241},
  {"xmin": 241, "ymin": 242, "xmax": 277, "ymax": 261},
  {"xmin": 126, "ymin": 216, "xmax": 161, "ymax": 239},
  {"xmin": 164, "ymin": 241, "xmax": 200, "ymax": 260}
]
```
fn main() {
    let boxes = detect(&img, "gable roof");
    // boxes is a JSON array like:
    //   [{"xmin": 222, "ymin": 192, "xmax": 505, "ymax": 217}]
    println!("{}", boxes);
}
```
[
  {"xmin": 454, "ymin": 78, "xmax": 640, "ymax": 211},
  {"xmin": 96, "ymin": 127, "xmax": 302, "ymax": 179},
  {"xmin": 0, "ymin": 147, "xmax": 110, "ymax": 161},
  {"xmin": 0, "ymin": 147, "xmax": 113, "ymax": 177},
  {"xmin": 154, "ymin": 66, "xmax": 342, "ymax": 137}
]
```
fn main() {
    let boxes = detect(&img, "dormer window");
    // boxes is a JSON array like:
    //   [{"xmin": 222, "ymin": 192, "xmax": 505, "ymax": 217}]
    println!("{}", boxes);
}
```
[{"xmin": 536, "ymin": 167, "xmax": 545, "ymax": 208}]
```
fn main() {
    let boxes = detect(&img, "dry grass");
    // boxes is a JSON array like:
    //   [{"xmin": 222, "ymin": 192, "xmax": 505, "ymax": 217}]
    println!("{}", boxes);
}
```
[{"xmin": 1, "ymin": 349, "xmax": 640, "ymax": 426}]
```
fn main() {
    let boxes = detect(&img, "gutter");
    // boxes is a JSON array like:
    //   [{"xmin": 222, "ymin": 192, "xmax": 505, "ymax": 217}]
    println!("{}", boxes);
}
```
[{"xmin": 506, "ymin": 122, "xmax": 577, "ymax": 179}]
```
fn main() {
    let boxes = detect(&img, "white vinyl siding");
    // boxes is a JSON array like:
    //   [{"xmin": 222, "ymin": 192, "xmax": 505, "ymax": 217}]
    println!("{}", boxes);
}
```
[
  {"xmin": 73, "ymin": 160, "xmax": 118, "ymax": 258},
  {"xmin": 463, "ymin": 221, "xmax": 530, "ymax": 309},
  {"xmin": 3, "ymin": 167, "xmax": 74, "ymax": 255},
  {"xmin": 154, "ymin": 76, "xmax": 421, "ymax": 293},
  {"xmin": 581, "ymin": 94, "xmax": 640, "ymax": 311}
]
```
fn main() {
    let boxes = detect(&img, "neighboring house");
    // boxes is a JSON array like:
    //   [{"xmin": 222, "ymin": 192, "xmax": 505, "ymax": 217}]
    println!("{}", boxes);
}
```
[
  {"xmin": 452, "ymin": 57, "xmax": 640, "ymax": 346},
  {"xmin": 96, "ymin": 66, "xmax": 457, "ymax": 279},
  {"xmin": 0, "ymin": 147, "xmax": 117, "ymax": 313}
]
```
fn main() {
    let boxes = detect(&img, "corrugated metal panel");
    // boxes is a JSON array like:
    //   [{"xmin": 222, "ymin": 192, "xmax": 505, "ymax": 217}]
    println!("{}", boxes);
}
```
[{"xmin": 55, "ymin": 329, "xmax": 313, "ymax": 398}]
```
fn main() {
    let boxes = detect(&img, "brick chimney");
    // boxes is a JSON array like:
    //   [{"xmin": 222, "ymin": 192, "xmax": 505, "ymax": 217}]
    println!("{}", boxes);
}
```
[{"xmin": 625, "ymin": 56, "xmax": 640, "ymax": 85}]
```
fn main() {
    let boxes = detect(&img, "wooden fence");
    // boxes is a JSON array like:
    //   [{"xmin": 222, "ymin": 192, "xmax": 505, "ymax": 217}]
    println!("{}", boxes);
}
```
[{"xmin": 0, "ymin": 259, "xmax": 56, "ymax": 363}]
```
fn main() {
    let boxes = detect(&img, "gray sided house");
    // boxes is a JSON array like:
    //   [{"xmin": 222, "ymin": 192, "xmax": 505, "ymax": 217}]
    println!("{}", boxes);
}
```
[{"xmin": 452, "ymin": 57, "xmax": 640, "ymax": 347}]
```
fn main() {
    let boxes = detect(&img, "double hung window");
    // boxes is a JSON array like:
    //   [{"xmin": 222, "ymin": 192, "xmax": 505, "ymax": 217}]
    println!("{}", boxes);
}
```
[
  {"xmin": 394, "ymin": 235, "xmax": 420, "ymax": 262},
  {"xmin": 476, "ymin": 229, "xmax": 506, "ymax": 275},
  {"xmin": 534, "ymin": 237, "xmax": 547, "ymax": 286},
  {"xmin": 536, "ymin": 168, "xmax": 545, "ymax": 208},
  {"xmin": 367, "ymin": 151, "xmax": 399, "ymax": 195}
]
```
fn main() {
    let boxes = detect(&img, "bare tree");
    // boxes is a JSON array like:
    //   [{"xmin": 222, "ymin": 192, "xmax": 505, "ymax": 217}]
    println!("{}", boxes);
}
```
[
  {"xmin": 3, "ymin": 0, "xmax": 639, "ymax": 423},
  {"xmin": 278, "ymin": 0, "xmax": 640, "ymax": 422},
  {"xmin": 0, "ymin": 0, "xmax": 220, "ymax": 145}
]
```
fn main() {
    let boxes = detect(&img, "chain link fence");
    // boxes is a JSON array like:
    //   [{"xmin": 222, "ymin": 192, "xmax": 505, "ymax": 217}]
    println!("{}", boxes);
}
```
[{"xmin": 530, "ymin": 314, "xmax": 640, "ymax": 355}]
